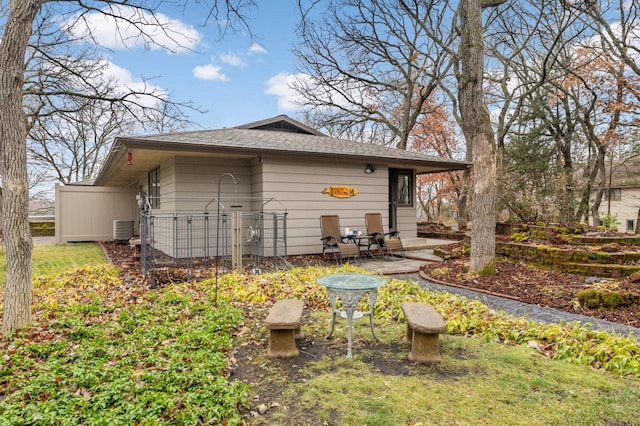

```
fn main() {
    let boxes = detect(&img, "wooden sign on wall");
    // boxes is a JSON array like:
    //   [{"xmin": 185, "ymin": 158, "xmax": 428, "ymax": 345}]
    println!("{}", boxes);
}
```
[{"xmin": 322, "ymin": 186, "xmax": 358, "ymax": 198}]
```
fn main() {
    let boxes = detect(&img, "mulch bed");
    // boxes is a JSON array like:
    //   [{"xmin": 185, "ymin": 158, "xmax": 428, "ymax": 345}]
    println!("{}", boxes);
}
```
[{"xmin": 421, "ymin": 258, "xmax": 640, "ymax": 328}]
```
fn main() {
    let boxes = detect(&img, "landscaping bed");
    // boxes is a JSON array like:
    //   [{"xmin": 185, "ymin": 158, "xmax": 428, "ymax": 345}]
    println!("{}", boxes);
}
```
[
  {"xmin": 102, "ymin": 240, "xmax": 640, "ymax": 328},
  {"xmin": 422, "ymin": 246, "xmax": 640, "ymax": 328},
  {"xmin": 4, "ymin": 243, "xmax": 640, "ymax": 424}
]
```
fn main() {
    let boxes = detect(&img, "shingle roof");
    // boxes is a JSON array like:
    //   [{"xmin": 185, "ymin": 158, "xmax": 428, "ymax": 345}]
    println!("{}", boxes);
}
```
[
  {"xmin": 94, "ymin": 115, "xmax": 469, "ymax": 186},
  {"xmin": 120, "ymin": 127, "xmax": 468, "ymax": 168}
]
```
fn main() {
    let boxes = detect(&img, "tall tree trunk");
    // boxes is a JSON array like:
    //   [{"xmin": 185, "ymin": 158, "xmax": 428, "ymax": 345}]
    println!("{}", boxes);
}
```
[
  {"xmin": 1, "ymin": 0, "xmax": 41, "ymax": 334},
  {"xmin": 459, "ymin": 0, "xmax": 498, "ymax": 275},
  {"xmin": 590, "ymin": 144, "xmax": 607, "ymax": 226}
]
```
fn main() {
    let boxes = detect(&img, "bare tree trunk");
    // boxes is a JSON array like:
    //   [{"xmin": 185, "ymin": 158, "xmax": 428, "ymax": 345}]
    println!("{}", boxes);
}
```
[
  {"xmin": 459, "ymin": 0, "xmax": 499, "ymax": 275},
  {"xmin": 0, "ymin": 0, "xmax": 40, "ymax": 334},
  {"xmin": 590, "ymin": 144, "xmax": 607, "ymax": 226}
]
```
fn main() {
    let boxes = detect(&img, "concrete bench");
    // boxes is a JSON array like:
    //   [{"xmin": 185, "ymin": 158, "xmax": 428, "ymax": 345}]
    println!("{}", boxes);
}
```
[
  {"xmin": 265, "ymin": 299, "xmax": 305, "ymax": 358},
  {"xmin": 401, "ymin": 302, "xmax": 447, "ymax": 363}
]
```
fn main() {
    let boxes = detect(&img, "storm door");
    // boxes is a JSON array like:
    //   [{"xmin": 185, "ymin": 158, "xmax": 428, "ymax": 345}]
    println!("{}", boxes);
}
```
[{"xmin": 388, "ymin": 168, "xmax": 413, "ymax": 232}]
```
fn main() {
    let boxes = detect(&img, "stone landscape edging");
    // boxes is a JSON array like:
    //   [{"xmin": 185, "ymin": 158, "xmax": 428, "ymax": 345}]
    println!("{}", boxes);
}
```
[{"xmin": 418, "ymin": 269, "xmax": 522, "ymax": 301}]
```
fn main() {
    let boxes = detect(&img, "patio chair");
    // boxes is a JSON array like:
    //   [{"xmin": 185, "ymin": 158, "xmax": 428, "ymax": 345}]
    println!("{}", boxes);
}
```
[
  {"xmin": 319, "ymin": 215, "xmax": 360, "ymax": 264},
  {"xmin": 365, "ymin": 213, "xmax": 405, "ymax": 258}
]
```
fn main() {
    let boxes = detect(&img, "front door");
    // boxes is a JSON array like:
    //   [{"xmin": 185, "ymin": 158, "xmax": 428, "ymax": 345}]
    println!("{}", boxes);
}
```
[{"xmin": 389, "ymin": 168, "xmax": 412, "ymax": 232}]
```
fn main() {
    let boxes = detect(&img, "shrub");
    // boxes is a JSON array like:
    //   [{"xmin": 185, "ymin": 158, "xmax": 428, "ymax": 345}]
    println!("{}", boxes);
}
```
[
  {"xmin": 509, "ymin": 232, "xmax": 529, "ymax": 242},
  {"xmin": 598, "ymin": 214, "xmax": 620, "ymax": 231},
  {"xmin": 577, "ymin": 289, "xmax": 601, "ymax": 309},
  {"xmin": 600, "ymin": 292, "xmax": 627, "ymax": 308}
]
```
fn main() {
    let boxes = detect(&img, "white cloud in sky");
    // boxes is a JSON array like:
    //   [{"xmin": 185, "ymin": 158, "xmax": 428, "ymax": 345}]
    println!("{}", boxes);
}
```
[
  {"xmin": 194, "ymin": 44, "xmax": 268, "ymax": 82},
  {"xmin": 266, "ymin": 72, "xmax": 386, "ymax": 115},
  {"xmin": 50, "ymin": 58, "xmax": 167, "ymax": 109},
  {"xmin": 249, "ymin": 43, "xmax": 268, "ymax": 54},
  {"xmin": 265, "ymin": 72, "xmax": 307, "ymax": 112},
  {"xmin": 101, "ymin": 60, "xmax": 167, "ymax": 107},
  {"xmin": 193, "ymin": 64, "xmax": 230, "ymax": 81},
  {"xmin": 220, "ymin": 53, "xmax": 247, "ymax": 68},
  {"xmin": 65, "ymin": 6, "xmax": 201, "ymax": 53}
]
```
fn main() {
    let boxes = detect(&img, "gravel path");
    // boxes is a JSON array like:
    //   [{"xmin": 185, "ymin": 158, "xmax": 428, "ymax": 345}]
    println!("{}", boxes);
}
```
[{"xmin": 399, "ymin": 272, "xmax": 640, "ymax": 339}]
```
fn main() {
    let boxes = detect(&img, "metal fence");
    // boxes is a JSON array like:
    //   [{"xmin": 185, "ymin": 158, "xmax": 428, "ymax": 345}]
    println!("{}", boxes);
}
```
[{"xmin": 139, "ymin": 203, "xmax": 287, "ymax": 284}]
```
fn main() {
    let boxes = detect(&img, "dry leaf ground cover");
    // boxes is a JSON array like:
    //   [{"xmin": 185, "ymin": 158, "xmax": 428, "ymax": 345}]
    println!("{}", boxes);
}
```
[{"xmin": 421, "ymin": 243, "xmax": 640, "ymax": 328}]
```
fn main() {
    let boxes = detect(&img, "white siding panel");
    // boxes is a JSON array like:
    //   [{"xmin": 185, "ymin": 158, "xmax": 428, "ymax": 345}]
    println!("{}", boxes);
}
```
[
  {"xmin": 140, "ymin": 155, "xmax": 420, "ymax": 256},
  {"xmin": 397, "ymin": 207, "xmax": 418, "ymax": 238},
  {"xmin": 55, "ymin": 185, "xmax": 138, "ymax": 243},
  {"xmin": 172, "ymin": 156, "xmax": 252, "ymax": 212},
  {"xmin": 596, "ymin": 188, "xmax": 640, "ymax": 231},
  {"xmin": 261, "ymin": 158, "xmax": 398, "ymax": 255}
]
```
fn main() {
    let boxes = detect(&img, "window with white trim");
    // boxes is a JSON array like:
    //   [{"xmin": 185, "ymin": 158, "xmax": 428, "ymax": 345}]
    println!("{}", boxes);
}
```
[
  {"xmin": 148, "ymin": 167, "xmax": 160, "ymax": 209},
  {"xmin": 397, "ymin": 170, "xmax": 413, "ymax": 207}
]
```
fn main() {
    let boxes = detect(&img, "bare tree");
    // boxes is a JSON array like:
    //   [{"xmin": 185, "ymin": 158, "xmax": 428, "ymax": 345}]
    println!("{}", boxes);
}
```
[
  {"xmin": 28, "ymin": 102, "xmax": 134, "ymax": 184},
  {"xmin": 567, "ymin": 0, "xmax": 640, "ymax": 224},
  {"xmin": 22, "ymin": 10, "xmax": 197, "ymax": 189},
  {"xmin": 1, "ymin": 0, "xmax": 253, "ymax": 333},
  {"xmin": 484, "ymin": 1, "xmax": 590, "ymax": 223},
  {"xmin": 568, "ymin": 0, "xmax": 640, "ymax": 82},
  {"xmin": 457, "ymin": 0, "xmax": 506, "ymax": 275},
  {"xmin": 294, "ymin": 0, "xmax": 457, "ymax": 149},
  {"xmin": 496, "ymin": 2, "xmax": 639, "ymax": 226}
]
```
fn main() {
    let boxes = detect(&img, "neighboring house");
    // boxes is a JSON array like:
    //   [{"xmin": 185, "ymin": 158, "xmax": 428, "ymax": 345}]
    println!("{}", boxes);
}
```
[
  {"xmin": 55, "ymin": 115, "xmax": 469, "ymax": 256},
  {"xmin": 596, "ymin": 161, "xmax": 640, "ymax": 232}
]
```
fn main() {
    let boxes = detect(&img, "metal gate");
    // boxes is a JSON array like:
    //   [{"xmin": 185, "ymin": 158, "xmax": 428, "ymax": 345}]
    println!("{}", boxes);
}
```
[{"xmin": 138, "ymin": 195, "xmax": 287, "ymax": 283}]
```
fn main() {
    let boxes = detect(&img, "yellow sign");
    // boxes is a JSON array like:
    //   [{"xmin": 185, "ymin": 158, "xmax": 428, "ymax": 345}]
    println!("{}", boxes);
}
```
[{"xmin": 322, "ymin": 186, "xmax": 358, "ymax": 198}]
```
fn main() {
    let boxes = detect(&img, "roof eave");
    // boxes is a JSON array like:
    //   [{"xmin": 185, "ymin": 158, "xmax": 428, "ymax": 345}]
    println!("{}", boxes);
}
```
[
  {"xmin": 116, "ymin": 137, "xmax": 470, "ymax": 169},
  {"xmin": 93, "ymin": 140, "xmax": 127, "ymax": 186}
]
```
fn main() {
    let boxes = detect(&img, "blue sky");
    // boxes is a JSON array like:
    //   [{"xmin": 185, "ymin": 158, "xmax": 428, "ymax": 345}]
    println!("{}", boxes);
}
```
[{"xmin": 72, "ymin": 3, "xmax": 306, "ymax": 130}]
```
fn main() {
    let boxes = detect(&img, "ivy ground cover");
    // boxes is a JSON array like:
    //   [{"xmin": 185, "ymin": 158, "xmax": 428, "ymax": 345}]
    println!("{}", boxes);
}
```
[{"xmin": 1, "ymin": 261, "xmax": 640, "ymax": 424}]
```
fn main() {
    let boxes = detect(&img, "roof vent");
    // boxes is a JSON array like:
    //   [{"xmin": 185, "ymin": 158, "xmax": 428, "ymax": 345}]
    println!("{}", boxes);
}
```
[{"xmin": 113, "ymin": 220, "xmax": 134, "ymax": 241}]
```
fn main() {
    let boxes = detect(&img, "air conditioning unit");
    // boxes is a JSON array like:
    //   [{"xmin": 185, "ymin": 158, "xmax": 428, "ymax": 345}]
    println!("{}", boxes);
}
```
[{"xmin": 113, "ymin": 220, "xmax": 134, "ymax": 241}]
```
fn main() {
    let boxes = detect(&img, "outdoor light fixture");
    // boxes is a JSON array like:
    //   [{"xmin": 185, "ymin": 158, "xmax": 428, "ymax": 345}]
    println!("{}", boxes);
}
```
[
  {"xmin": 127, "ymin": 152, "xmax": 133, "ymax": 165},
  {"xmin": 365, "ymin": 164, "xmax": 376, "ymax": 174}
]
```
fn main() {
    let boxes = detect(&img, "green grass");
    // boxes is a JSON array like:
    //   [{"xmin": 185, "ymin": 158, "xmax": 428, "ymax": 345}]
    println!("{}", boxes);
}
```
[
  {"xmin": 0, "ymin": 243, "xmax": 106, "ymax": 284},
  {"xmin": 257, "ymin": 319, "xmax": 640, "ymax": 425},
  {"xmin": 2, "ymin": 264, "xmax": 640, "ymax": 424}
]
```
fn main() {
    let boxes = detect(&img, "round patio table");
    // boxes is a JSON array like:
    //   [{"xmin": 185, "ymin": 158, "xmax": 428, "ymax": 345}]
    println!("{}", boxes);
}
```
[{"xmin": 317, "ymin": 272, "xmax": 387, "ymax": 358}]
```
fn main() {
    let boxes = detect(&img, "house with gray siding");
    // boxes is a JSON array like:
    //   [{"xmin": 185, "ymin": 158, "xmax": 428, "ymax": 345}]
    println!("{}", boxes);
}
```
[{"xmin": 56, "ymin": 115, "xmax": 469, "ymax": 258}]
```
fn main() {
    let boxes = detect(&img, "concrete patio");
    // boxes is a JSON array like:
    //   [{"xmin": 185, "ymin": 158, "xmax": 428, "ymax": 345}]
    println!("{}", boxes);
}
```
[{"xmin": 359, "ymin": 237, "xmax": 458, "ymax": 275}]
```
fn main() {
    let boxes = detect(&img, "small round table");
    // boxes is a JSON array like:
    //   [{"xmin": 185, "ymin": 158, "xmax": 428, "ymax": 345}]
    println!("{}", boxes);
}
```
[{"xmin": 317, "ymin": 272, "xmax": 387, "ymax": 358}]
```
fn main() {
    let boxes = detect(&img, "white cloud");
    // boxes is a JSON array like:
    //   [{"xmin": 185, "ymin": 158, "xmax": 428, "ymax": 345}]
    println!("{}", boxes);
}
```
[
  {"xmin": 101, "ymin": 61, "xmax": 167, "ymax": 107},
  {"xmin": 249, "ymin": 43, "xmax": 267, "ymax": 54},
  {"xmin": 193, "ymin": 64, "xmax": 230, "ymax": 81},
  {"xmin": 265, "ymin": 72, "xmax": 307, "ymax": 112},
  {"xmin": 220, "ymin": 53, "xmax": 247, "ymax": 68},
  {"xmin": 65, "ymin": 6, "xmax": 201, "ymax": 53},
  {"xmin": 266, "ymin": 72, "xmax": 385, "ymax": 115},
  {"xmin": 50, "ymin": 58, "xmax": 167, "ymax": 108}
]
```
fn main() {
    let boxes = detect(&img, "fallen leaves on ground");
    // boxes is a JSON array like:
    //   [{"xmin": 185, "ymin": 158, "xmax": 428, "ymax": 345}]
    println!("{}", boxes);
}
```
[{"xmin": 422, "ymin": 259, "xmax": 640, "ymax": 328}]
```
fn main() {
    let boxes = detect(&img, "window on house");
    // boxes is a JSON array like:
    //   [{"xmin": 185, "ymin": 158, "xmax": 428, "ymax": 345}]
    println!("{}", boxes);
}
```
[
  {"xmin": 148, "ymin": 167, "xmax": 160, "ymax": 209},
  {"xmin": 627, "ymin": 220, "xmax": 635, "ymax": 232},
  {"xmin": 397, "ymin": 170, "xmax": 413, "ymax": 207},
  {"xmin": 605, "ymin": 188, "xmax": 622, "ymax": 201}
]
